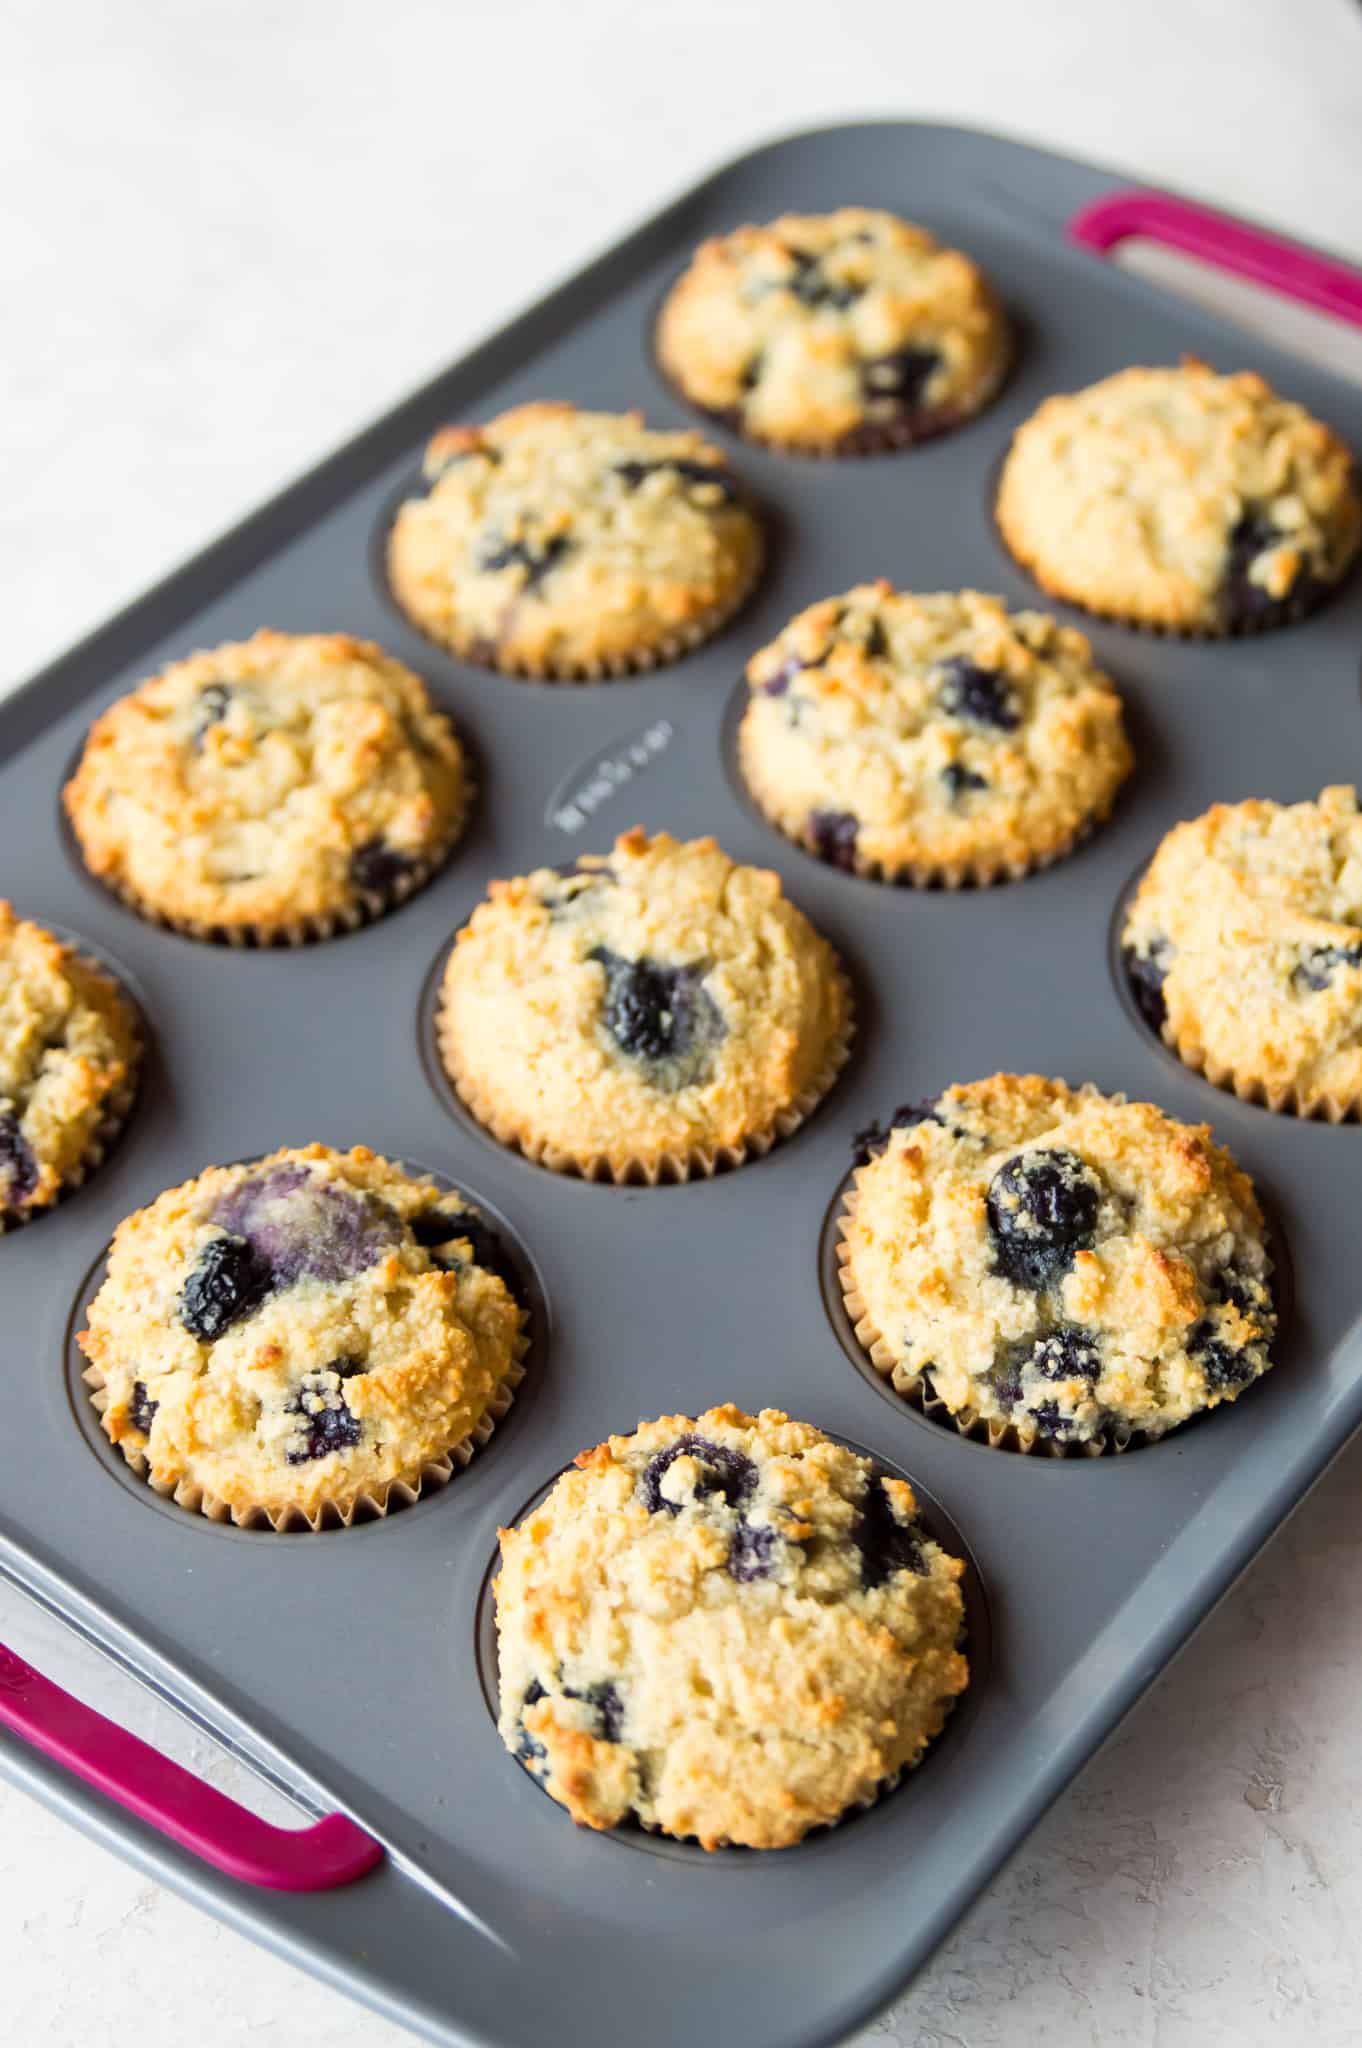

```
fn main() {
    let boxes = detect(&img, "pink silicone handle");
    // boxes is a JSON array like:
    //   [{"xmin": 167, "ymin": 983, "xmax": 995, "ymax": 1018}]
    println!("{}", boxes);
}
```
[
  {"xmin": 0, "ymin": 1643, "xmax": 383, "ymax": 1891},
  {"xmin": 1069, "ymin": 191, "xmax": 1362, "ymax": 330}
]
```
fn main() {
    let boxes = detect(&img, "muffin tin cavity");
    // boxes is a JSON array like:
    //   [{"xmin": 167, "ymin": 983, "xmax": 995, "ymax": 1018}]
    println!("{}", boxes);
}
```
[
  {"xmin": 473, "ymin": 1436, "xmax": 990, "ymax": 1861},
  {"xmin": 65, "ymin": 1159, "xmax": 548, "ymax": 1535}
]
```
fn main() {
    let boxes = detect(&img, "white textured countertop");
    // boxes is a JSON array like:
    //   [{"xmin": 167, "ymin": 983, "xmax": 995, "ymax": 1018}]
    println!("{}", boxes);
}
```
[{"xmin": 5, "ymin": 2, "xmax": 1362, "ymax": 2041}]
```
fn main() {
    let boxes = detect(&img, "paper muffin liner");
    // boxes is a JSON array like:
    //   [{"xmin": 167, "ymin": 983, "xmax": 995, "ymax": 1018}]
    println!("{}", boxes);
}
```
[
  {"xmin": 0, "ymin": 951, "xmax": 143, "ymax": 1236},
  {"xmin": 736, "ymin": 719, "xmax": 1119, "ymax": 889},
  {"xmin": 396, "ymin": 540, "xmax": 765, "ymax": 685},
  {"xmin": 83, "ymin": 1322, "xmax": 528, "ymax": 1533},
  {"xmin": 81, "ymin": 793, "xmax": 471, "ymax": 949},
  {"xmin": 1162, "ymin": 1024, "xmax": 1360, "ymax": 1125},
  {"xmin": 437, "ymin": 963, "xmax": 855, "ymax": 1184},
  {"xmin": 836, "ymin": 1176, "xmax": 1140, "ymax": 1459}
]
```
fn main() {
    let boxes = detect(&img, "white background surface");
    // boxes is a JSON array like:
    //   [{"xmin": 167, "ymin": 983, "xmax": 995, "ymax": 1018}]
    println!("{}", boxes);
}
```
[{"xmin": 5, "ymin": 2, "xmax": 1362, "ymax": 2042}]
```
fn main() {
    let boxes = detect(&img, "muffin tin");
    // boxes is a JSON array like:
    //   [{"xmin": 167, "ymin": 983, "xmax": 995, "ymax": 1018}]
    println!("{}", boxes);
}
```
[{"xmin": 2, "ymin": 120, "xmax": 1362, "ymax": 2048}]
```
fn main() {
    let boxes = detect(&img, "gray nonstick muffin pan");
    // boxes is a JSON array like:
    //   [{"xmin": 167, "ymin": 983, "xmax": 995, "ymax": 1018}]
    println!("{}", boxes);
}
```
[{"xmin": 3, "ymin": 120, "xmax": 1362, "ymax": 2048}]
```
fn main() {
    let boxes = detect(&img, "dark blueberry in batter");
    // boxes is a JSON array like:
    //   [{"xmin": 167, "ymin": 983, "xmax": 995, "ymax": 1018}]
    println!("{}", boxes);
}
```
[
  {"xmin": 1219, "ymin": 511, "xmax": 1317, "ymax": 631},
  {"xmin": 349, "ymin": 838, "xmax": 416, "ymax": 899},
  {"xmin": 861, "ymin": 617, "xmax": 889, "ymax": 660},
  {"xmin": 210, "ymin": 1164, "xmax": 402, "ymax": 1290},
  {"xmin": 410, "ymin": 1207, "xmax": 520, "ymax": 1298},
  {"xmin": 128, "ymin": 1380, "xmax": 158, "ymax": 1435},
  {"xmin": 1124, "ymin": 939, "xmax": 1172, "ymax": 1034},
  {"xmin": 1032, "ymin": 1325, "xmax": 1101, "ymax": 1382},
  {"xmin": 763, "ymin": 642, "xmax": 833, "ymax": 695},
  {"xmin": 640, "ymin": 1434, "xmax": 757, "ymax": 1516},
  {"xmin": 942, "ymin": 762, "xmax": 988, "ymax": 800},
  {"xmin": 852, "ymin": 1099, "xmax": 944, "ymax": 1164},
  {"xmin": 986, "ymin": 1149, "xmax": 1100, "ymax": 1293},
  {"xmin": 0, "ymin": 1110, "xmax": 38, "ymax": 1206},
  {"xmin": 1208, "ymin": 1262, "xmax": 1269, "ymax": 1320},
  {"xmin": 1029, "ymin": 1399, "xmax": 1071, "ymax": 1439},
  {"xmin": 808, "ymin": 808, "xmax": 859, "ymax": 871},
  {"xmin": 1292, "ymin": 940, "xmax": 1362, "ymax": 993},
  {"xmin": 739, "ymin": 353, "xmax": 764, "ymax": 392},
  {"xmin": 191, "ymin": 682, "xmax": 234, "ymax": 749},
  {"xmin": 1188, "ymin": 1319, "xmax": 1255, "ymax": 1392},
  {"xmin": 860, "ymin": 346, "xmax": 942, "ymax": 411},
  {"xmin": 613, "ymin": 459, "xmax": 737, "ymax": 502},
  {"xmin": 476, "ymin": 532, "xmax": 571, "ymax": 591},
  {"xmin": 589, "ymin": 948, "xmax": 721, "ymax": 1069},
  {"xmin": 285, "ymin": 1371, "xmax": 363, "ymax": 1463},
  {"xmin": 853, "ymin": 1478, "xmax": 928, "ymax": 1589},
  {"xmin": 516, "ymin": 1679, "xmax": 547, "ymax": 1763},
  {"xmin": 936, "ymin": 657, "xmax": 1020, "ymax": 731},
  {"xmin": 783, "ymin": 248, "xmax": 862, "ymax": 311},
  {"xmin": 179, "ymin": 1233, "xmax": 272, "ymax": 1340},
  {"xmin": 728, "ymin": 1520, "xmax": 779, "ymax": 1583},
  {"xmin": 562, "ymin": 1680, "xmax": 624, "ymax": 1743}
]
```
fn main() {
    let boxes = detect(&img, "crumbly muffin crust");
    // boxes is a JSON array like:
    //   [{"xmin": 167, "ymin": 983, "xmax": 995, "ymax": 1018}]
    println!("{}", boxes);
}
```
[
  {"xmin": 495, "ymin": 1405, "xmax": 968, "ymax": 1848},
  {"xmin": 656, "ymin": 207, "xmax": 1010, "ymax": 453},
  {"xmin": 0, "ymin": 905, "xmax": 140, "ymax": 1221},
  {"xmin": 79, "ymin": 1145, "xmax": 525, "ymax": 1527},
  {"xmin": 1124, "ymin": 784, "xmax": 1362, "ymax": 1119},
  {"xmin": 438, "ymin": 829, "xmax": 851, "ymax": 1179},
  {"xmin": 387, "ymin": 403, "xmax": 763, "ymax": 676},
  {"xmin": 63, "ymin": 632, "xmax": 467, "ymax": 939},
  {"xmin": 996, "ymin": 360, "xmax": 1361, "ymax": 634},
  {"xmin": 738, "ymin": 584, "xmax": 1132, "ymax": 882},
  {"xmin": 840, "ymin": 1075, "xmax": 1275, "ymax": 1449}
]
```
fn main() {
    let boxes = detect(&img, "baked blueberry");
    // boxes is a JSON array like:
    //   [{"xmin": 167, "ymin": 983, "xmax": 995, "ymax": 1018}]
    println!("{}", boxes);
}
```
[
  {"xmin": 640, "ymin": 1434, "xmax": 757, "ymax": 1515},
  {"xmin": 475, "ymin": 532, "xmax": 571, "ymax": 590},
  {"xmin": 1188, "ymin": 1320, "xmax": 1256, "ymax": 1391},
  {"xmin": 285, "ymin": 1368, "xmax": 364, "ymax": 1463},
  {"xmin": 853, "ymin": 1476, "xmax": 928, "ymax": 1589},
  {"xmin": 613, "ymin": 458, "xmax": 737, "ymax": 502},
  {"xmin": 191, "ymin": 682, "xmax": 234, "ymax": 749},
  {"xmin": 728, "ymin": 1519, "xmax": 779, "ymax": 1582},
  {"xmin": 589, "ymin": 947, "xmax": 721, "ymax": 1073},
  {"xmin": 942, "ymin": 762, "xmax": 988, "ymax": 800},
  {"xmin": 782, "ymin": 247, "xmax": 862, "ymax": 311},
  {"xmin": 860, "ymin": 346, "xmax": 942, "ymax": 411},
  {"xmin": 128, "ymin": 1380, "xmax": 158, "ymax": 1435},
  {"xmin": 1219, "ymin": 510, "xmax": 1318, "ymax": 632},
  {"xmin": 178, "ymin": 1233, "xmax": 271, "ymax": 1340},
  {"xmin": 1125, "ymin": 938, "xmax": 1172, "ymax": 1032},
  {"xmin": 562, "ymin": 1680, "xmax": 624, "ymax": 1742},
  {"xmin": 1031, "ymin": 1326, "xmax": 1101, "ymax": 1382},
  {"xmin": 210, "ymin": 1162, "xmax": 402, "ymax": 1289},
  {"xmin": 350, "ymin": 839, "xmax": 416, "ymax": 898},
  {"xmin": 936, "ymin": 657, "xmax": 1020, "ymax": 731},
  {"xmin": 986, "ymin": 1148, "xmax": 1100, "ymax": 1292},
  {"xmin": 852, "ymin": 1098, "xmax": 943, "ymax": 1164},
  {"xmin": 0, "ymin": 1109, "xmax": 39, "ymax": 1206},
  {"xmin": 516, "ymin": 1680, "xmax": 548, "ymax": 1763},
  {"xmin": 808, "ymin": 808, "xmax": 860, "ymax": 871},
  {"xmin": 1292, "ymin": 940, "xmax": 1362, "ymax": 993}
]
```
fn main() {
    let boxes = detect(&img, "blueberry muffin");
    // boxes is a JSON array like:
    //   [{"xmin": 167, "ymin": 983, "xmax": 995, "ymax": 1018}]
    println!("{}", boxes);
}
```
[
  {"xmin": 79, "ymin": 1145, "xmax": 526, "ymax": 1528},
  {"xmin": 495, "ymin": 1405, "xmax": 968, "ymax": 1847},
  {"xmin": 437, "ymin": 829, "xmax": 852, "ymax": 1181},
  {"xmin": 655, "ymin": 207, "xmax": 1010, "ymax": 454},
  {"xmin": 738, "ymin": 584, "xmax": 1131, "ymax": 884},
  {"xmin": 996, "ymin": 360, "xmax": 1360, "ymax": 634},
  {"xmin": 1124, "ymin": 784, "xmax": 1362, "ymax": 1120},
  {"xmin": 839, "ymin": 1076, "xmax": 1275, "ymax": 1451},
  {"xmin": 63, "ymin": 632, "xmax": 467, "ymax": 942},
  {"xmin": 0, "ymin": 905, "xmax": 140, "ymax": 1225},
  {"xmin": 387, "ymin": 403, "xmax": 763, "ymax": 677}
]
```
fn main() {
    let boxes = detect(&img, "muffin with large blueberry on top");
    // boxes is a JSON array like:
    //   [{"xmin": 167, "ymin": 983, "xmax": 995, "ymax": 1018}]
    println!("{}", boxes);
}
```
[
  {"xmin": 1124, "ymin": 784, "xmax": 1362, "ymax": 1120},
  {"xmin": 839, "ymin": 1075, "xmax": 1275, "ymax": 1452},
  {"xmin": 386, "ymin": 402, "xmax": 763, "ymax": 678},
  {"xmin": 655, "ymin": 207, "xmax": 1010, "ymax": 455},
  {"xmin": 437, "ymin": 828, "xmax": 852, "ymax": 1181},
  {"xmin": 495, "ymin": 1405, "xmax": 968, "ymax": 1848},
  {"xmin": 63, "ymin": 631, "xmax": 467, "ymax": 942},
  {"xmin": 996, "ymin": 359, "xmax": 1360, "ymax": 634},
  {"xmin": 78, "ymin": 1144, "xmax": 526, "ymax": 1528},
  {"xmin": 738, "ymin": 583, "xmax": 1132, "ymax": 884},
  {"xmin": 0, "ymin": 903, "xmax": 141, "ymax": 1226}
]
